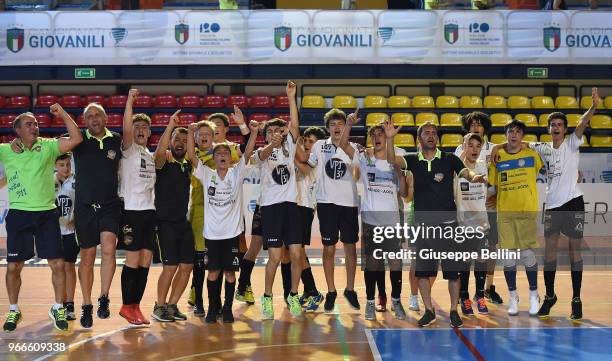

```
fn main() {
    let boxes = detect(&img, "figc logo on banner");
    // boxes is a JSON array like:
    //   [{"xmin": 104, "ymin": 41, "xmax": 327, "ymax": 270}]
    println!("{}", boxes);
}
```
[
  {"xmin": 274, "ymin": 26, "xmax": 292, "ymax": 51},
  {"xmin": 444, "ymin": 23, "xmax": 458, "ymax": 44},
  {"xmin": 543, "ymin": 26, "xmax": 561, "ymax": 52},
  {"xmin": 175, "ymin": 23, "xmax": 189, "ymax": 45},
  {"xmin": 6, "ymin": 28, "xmax": 25, "ymax": 53}
]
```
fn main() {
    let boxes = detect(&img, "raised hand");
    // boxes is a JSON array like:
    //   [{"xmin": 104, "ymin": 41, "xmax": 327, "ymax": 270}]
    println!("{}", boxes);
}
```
[
  {"xmin": 472, "ymin": 174, "xmax": 488, "ymax": 184},
  {"xmin": 270, "ymin": 132, "xmax": 283, "ymax": 147},
  {"xmin": 169, "ymin": 109, "xmax": 181, "ymax": 127},
  {"xmin": 232, "ymin": 105, "xmax": 245, "ymax": 125},
  {"xmin": 592, "ymin": 87, "xmax": 600, "ymax": 108},
  {"xmin": 286, "ymin": 80, "xmax": 297, "ymax": 98},
  {"xmin": 383, "ymin": 118, "xmax": 401, "ymax": 138},
  {"xmin": 188, "ymin": 122, "xmax": 199, "ymax": 133},
  {"xmin": 49, "ymin": 103, "xmax": 65, "ymax": 117},
  {"xmin": 128, "ymin": 88, "xmax": 139, "ymax": 103},
  {"xmin": 347, "ymin": 107, "xmax": 360, "ymax": 126},
  {"xmin": 248, "ymin": 119, "xmax": 260, "ymax": 132}
]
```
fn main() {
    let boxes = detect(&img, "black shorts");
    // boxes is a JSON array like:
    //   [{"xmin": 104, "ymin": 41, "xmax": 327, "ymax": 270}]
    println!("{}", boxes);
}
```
[
  {"xmin": 195, "ymin": 251, "xmax": 205, "ymax": 268},
  {"xmin": 361, "ymin": 222, "xmax": 402, "ymax": 270},
  {"xmin": 62, "ymin": 233, "xmax": 80, "ymax": 263},
  {"xmin": 414, "ymin": 222, "xmax": 467, "ymax": 280},
  {"xmin": 157, "ymin": 220, "xmax": 195, "ymax": 265},
  {"xmin": 487, "ymin": 210, "xmax": 498, "ymax": 245},
  {"xmin": 251, "ymin": 204, "xmax": 262, "ymax": 237},
  {"xmin": 544, "ymin": 196, "xmax": 585, "ymax": 239},
  {"xmin": 299, "ymin": 206, "xmax": 314, "ymax": 246},
  {"xmin": 74, "ymin": 202, "xmax": 121, "ymax": 249},
  {"xmin": 261, "ymin": 202, "xmax": 302, "ymax": 249},
  {"xmin": 6, "ymin": 209, "xmax": 62, "ymax": 262},
  {"xmin": 317, "ymin": 203, "xmax": 359, "ymax": 246},
  {"xmin": 204, "ymin": 237, "xmax": 239, "ymax": 271},
  {"xmin": 117, "ymin": 209, "xmax": 157, "ymax": 252}
]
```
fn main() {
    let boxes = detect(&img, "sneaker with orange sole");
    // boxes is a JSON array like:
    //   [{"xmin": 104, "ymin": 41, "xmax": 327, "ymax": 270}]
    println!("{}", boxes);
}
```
[{"xmin": 119, "ymin": 305, "xmax": 142, "ymax": 325}]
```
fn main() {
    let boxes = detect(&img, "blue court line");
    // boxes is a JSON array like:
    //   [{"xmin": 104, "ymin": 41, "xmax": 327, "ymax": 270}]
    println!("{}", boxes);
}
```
[{"xmin": 366, "ymin": 327, "xmax": 612, "ymax": 361}]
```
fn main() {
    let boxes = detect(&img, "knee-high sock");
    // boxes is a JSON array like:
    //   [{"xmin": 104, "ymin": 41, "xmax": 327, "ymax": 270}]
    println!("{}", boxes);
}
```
[
  {"xmin": 136, "ymin": 267, "xmax": 150, "ymax": 304},
  {"xmin": 459, "ymin": 270, "xmax": 470, "ymax": 299},
  {"xmin": 121, "ymin": 265, "xmax": 138, "ymax": 305},
  {"xmin": 301, "ymin": 266, "xmax": 317, "ymax": 295},
  {"xmin": 281, "ymin": 262, "xmax": 292, "ymax": 298},
  {"xmin": 207, "ymin": 278, "xmax": 221, "ymax": 311},
  {"xmin": 526, "ymin": 264, "xmax": 538, "ymax": 291},
  {"xmin": 238, "ymin": 259, "xmax": 255, "ymax": 292},
  {"xmin": 571, "ymin": 260, "xmax": 583, "ymax": 299},
  {"xmin": 365, "ymin": 270, "xmax": 376, "ymax": 301},
  {"xmin": 390, "ymin": 271, "xmax": 402, "ymax": 299},
  {"xmin": 544, "ymin": 261, "xmax": 557, "ymax": 297},
  {"xmin": 474, "ymin": 261, "xmax": 487, "ymax": 298},
  {"xmin": 193, "ymin": 264, "xmax": 206, "ymax": 306},
  {"xmin": 224, "ymin": 280, "xmax": 236, "ymax": 309},
  {"xmin": 376, "ymin": 271, "xmax": 386, "ymax": 297},
  {"xmin": 504, "ymin": 265, "xmax": 517, "ymax": 292}
]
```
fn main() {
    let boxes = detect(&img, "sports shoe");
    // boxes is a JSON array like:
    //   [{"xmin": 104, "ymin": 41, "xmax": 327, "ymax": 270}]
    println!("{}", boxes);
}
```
[
  {"xmin": 187, "ymin": 286, "xmax": 195, "ymax": 307},
  {"xmin": 3, "ymin": 310, "xmax": 22, "ymax": 332},
  {"xmin": 133, "ymin": 304, "xmax": 150, "ymax": 325},
  {"xmin": 222, "ymin": 306, "xmax": 234, "ymax": 323},
  {"xmin": 194, "ymin": 303, "xmax": 205, "ymax": 317},
  {"xmin": 417, "ymin": 309, "xmax": 436, "ymax": 327},
  {"xmin": 474, "ymin": 295, "xmax": 489, "ymax": 315},
  {"xmin": 303, "ymin": 292, "xmax": 324, "ymax": 312},
  {"xmin": 205, "ymin": 307, "xmax": 219, "ymax": 324},
  {"xmin": 391, "ymin": 298, "xmax": 406, "ymax": 320},
  {"xmin": 244, "ymin": 286, "xmax": 255, "ymax": 305},
  {"xmin": 167, "ymin": 304, "xmax": 187, "ymax": 321},
  {"xmin": 365, "ymin": 300, "xmax": 376, "ymax": 320},
  {"xmin": 460, "ymin": 298, "xmax": 474, "ymax": 316},
  {"xmin": 529, "ymin": 290, "xmax": 540, "ymax": 317},
  {"xmin": 80, "ymin": 304, "xmax": 93, "ymax": 328},
  {"xmin": 64, "ymin": 302, "xmax": 76, "ymax": 321},
  {"xmin": 97, "ymin": 295, "xmax": 110, "ymax": 319},
  {"xmin": 450, "ymin": 310, "xmax": 463, "ymax": 328},
  {"xmin": 409, "ymin": 294, "xmax": 420, "ymax": 312},
  {"xmin": 119, "ymin": 305, "xmax": 141, "ymax": 325},
  {"xmin": 376, "ymin": 295, "xmax": 387, "ymax": 312},
  {"xmin": 485, "ymin": 285, "xmax": 504, "ymax": 304},
  {"xmin": 261, "ymin": 295, "xmax": 274, "ymax": 320},
  {"xmin": 49, "ymin": 306, "xmax": 69, "ymax": 331},
  {"xmin": 287, "ymin": 294, "xmax": 302, "ymax": 317},
  {"xmin": 537, "ymin": 294, "xmax": 557, "ymax": 318},
  {"xmin": 152, "ymin": 303, "xmax": 174, "ymax": 323},
  {"xmin": 570, "ymin": 297, "xmax": 582, "ymax": 320},
  {"xmin": 508, "ymin": 290, "xmax": 519, "ymax": 316},
  {"xmin": 344, "ymin": 289, "xmax": 360, "ymax": 310},
  {"xmin": 324, "ymin": 291, "xmax": 337, "ymax": 313}
]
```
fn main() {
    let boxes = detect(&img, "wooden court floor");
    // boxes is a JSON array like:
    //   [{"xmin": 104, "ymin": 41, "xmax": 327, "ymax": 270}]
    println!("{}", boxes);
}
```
[{"xmin": 1, "ymin": 266, "xmax": 611, "ymax": 361}]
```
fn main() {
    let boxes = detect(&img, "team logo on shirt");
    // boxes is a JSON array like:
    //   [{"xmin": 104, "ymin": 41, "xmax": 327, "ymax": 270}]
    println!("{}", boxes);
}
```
[
  {"xmin": 518, "ymin": 159, "xmax": 526, "ymax": 167},
  {"xmin": 272, "ymin": 164, "xmax": 291, "ymax": 185},
  {"xmin": 460, "ymin": 182, "xmax": 469, "ymax": 191},
  {"xmin": 233, "ymin": 257, "xmax": 239, "ymax": 266},
  {"xmin": 325, "ymin": 158, "xmax": 347, "ymax": 180},
  {"xmin": 122, "ymin": 225, "xmax": 133, "ymax": 245},
  {"xmin": 434, "ymin": 173, "xmax": 444, "ymax": 182},
  {"xmin": 501, "ymin": 172, "xmax": 507, "ymax": 182},
  {"xmin": 207, "ymin": 186, "xmax": 216, "ymax": 196},
  {"xmin": 107, "ymin": 150, "xmax": 117, "ymax": 160},
  {"xmin": 367, "ymin": 172, "xmax": 376, "ymax": 182},
  {"xmin": 140, "ymin": 158, "xmax": 146, "ymax": 169},
  {"xmin": 56, "ymin": 195, "xmax": 73, "ymax": 217}
]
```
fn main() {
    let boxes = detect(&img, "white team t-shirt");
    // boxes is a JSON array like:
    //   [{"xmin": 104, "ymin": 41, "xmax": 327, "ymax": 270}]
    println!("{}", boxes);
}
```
[
  {"xmin": 253, "ymin": 132, "xmax": 298, "ymax": 207},
  {"xmin": 55, "ymin": 174, "xmax": 76, "ymax": 235},
  {"xmin": 358, "ymin": 149, "xmax": 400, "ymax": 226},
  {"xmin": 529, "ymin": 132, "xmax": 583, "ymax": 209},
  {"xmin": 194, "ymin": 157, "xmax": 247, "ymax": 240},
  {"xmin": 296, "ymin": 166, "xmax": 317, "ymax": 209},
  {"xmin": 119, "ymin": 143, "xmax": 156, "ymax": 210},
  {"xmin": 307, "ymin": 138, "xmax": 359, "ymax": 207},
  {"xmin": 454, "ymin": 160, "xmax": 489, "ymax": 230}
]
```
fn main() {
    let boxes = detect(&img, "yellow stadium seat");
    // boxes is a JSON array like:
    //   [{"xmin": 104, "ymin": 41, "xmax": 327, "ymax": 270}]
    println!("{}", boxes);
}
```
[
  {"xmin": 365, "ymin": 113, "xmax": 389, "ymax": 126},
  {"xmin": 531, "ymin": 96, "xmax": 554, "ymax": 109},
  {"xmin": 388, "ymin": 96, "xmax": 410, "ymax": 108},
  {"xmin": 391, "ymin": 113, "xmax": 414, "ymax": 126},
  {"xmin": 441, "ymin": 133, "xmax": 463, "ymax": 147},
  {"xmin": 412, "ymin": 96, "xmax": 435, "ymax": 108},
  {"xmin": 523, "ymin": 134, "xmax": 538, "ymax": 142},
  {"xmin": 539, "ymin": 113, "xmax": 550, "ymax": 127},
  {"xmin": 415, "ymin": 112, "xmax": 439, "ymax": 126},
  {"xmin": 508, "ymin": 96, "xmax": 530, "ymax": 109},
  {"xmin": 364, "ymin": 95, "xmax": 387, "ymax": 108},
  {"xmin": 301, "ymin": 95, "xmax": 325, "ymax": 108},
  {"xmin": 590, "ymin": 135, "xmax": 610, "ymax": 147},
  {"xmin": 567, "ymin": 114, "xmax": 581, "ymax": 127},
  {"xmin": 591, "ymin": 114, "xmax": 612, "ymax": 129},
  {"xmin": 540, "ymin": 134, "xmax": 552, "ymax": 142},
  {"xmin": 490, "ymin": 134, "xmax": 506, "ymax": 144},
  {"xmin": 555, "ymin": 96, "xmax": 579, "ymax": 109},
  {"xmin": 605, "ymin": 96, "xmax": 612, "ymax": 109},
  {"xmin": 440, "ymin": 113, "xmax": 462, "ymax": 127},
  {"xmin": 484, "ymin": 96, "xmax": 506, "ymax": 109},
  {"xmin": 491, "ymin": 113, "xmax": 512, "ymax": 127},
  {"xmin": 459, "ymin": 96, "xmax": 483, "ymax": 108},
  {"xmin": 332, "ymin": 95, "xmax": 357, "ymax": 109},
  {"xmin": 436, "ymin": 96, "xmax": 459, "ymax": 108},
  {"xmin": 580, "ymin": 96, "xmax": 605, "ymax": 109},
  {"xmin": 395, "ymin": 133, "xmax": 416, "ymax": 147},
  {"xmin": 515, "ymin": 113, "xmax": 538, "ymax": 127}
]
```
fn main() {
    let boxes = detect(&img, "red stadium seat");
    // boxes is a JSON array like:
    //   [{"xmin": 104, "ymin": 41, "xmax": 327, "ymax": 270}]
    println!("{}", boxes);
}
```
[
  {"xmin": 2, "ymin": 134, "xmax": 16, "ymax": 142},
  {"xmin": 276, "ymin": 114, "xmax": 290, "ymax": 122},
  {"xmin": 59, "ymin": 95, "xmax": 82, "ymax": 108},
  {"xmin": 250, "ymin": 95, "xmax": 272, "ymax": 108},
  {"xmin": 152, "ymin": 113, "xmax": 171, "ymax": 126},
  {"xmin": 107, "ymin": 95, "xmax": 127, "ymax": 108},
  {"xmin": 200, "ymin": 113, "xmax": 212, "ymax": 121},
  {"xmin": 226, "ymin": 95, "xmax": 248, "ymax": 109},
  {"xmin": 274, "ymin": 96, "xmax": 289, "ymax": 108},
  {"xmin": 134, "ymin": 95, "xmax": 153, "ymax": 108},
  {"xmin": 36, "ymin": 95, "xmax": 58, "ymax": 107},
  {"xmin": 249, "ymin": 113, "xmax": 270, "ymax": 123},
  {"xmin": 106, "ymin": 113, "xmax": 123, "ymax": 127},
  {"xmin": 51, "ymin": 113, "xmax": 75, "ymax": 128},
  {"xmin": 84, "ymin": 95, "xmax": 106, "ymax": 107},
  {"xmin": 148, "ymin": 134, "xmax": 161, "ymax": 147},
  {"xmin": 0, "ymin": 96, "xmax": 5, "ymax": 108},
  {"xmin": 77, "ymin": 114, "xmax": 86, "ymax": 127},
  {"xmin": 154, "ymin": 95, "xmax": 177, "ymax": 108},
  {"xmin": 7, "ymin": 95, "xmax": 31, "ymax": 109},
  {"xmin": 178, "ymin": 113, "xmax": 197, "ymax": 126},
  {"xmin": 0, "ymin": 114, "xmax": 17, "ymax": 128},
  {"xmin": 179, "ymin": 95, "xmax": 201, "ymax": 108},
  {"xmin": 34, "ymin": 113, "xmax": 52, "ymax": 128},
  {"xmin": 202, "ymin": 95, "xmax": 225, "ymax": 108},
  {"xmin": 227, "ymin": 134, "xmax": 243, "ymax": 143}
]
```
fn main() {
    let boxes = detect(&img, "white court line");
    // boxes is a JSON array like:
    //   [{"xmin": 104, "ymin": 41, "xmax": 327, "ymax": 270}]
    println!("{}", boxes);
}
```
[
  {"xmin": 366, "ymin": 326, "xmax": 612, "ymax": 331},
  {"xmin": 364, "ymin": 329, "xmax": 383, "ymax": 361},
  {"xmin": 32, "ymin": 325, "xmax": 134, "ymax": 361},
  {"xmin": 165, "ymin": 341, "xmax": 369, "ymax": 361}
]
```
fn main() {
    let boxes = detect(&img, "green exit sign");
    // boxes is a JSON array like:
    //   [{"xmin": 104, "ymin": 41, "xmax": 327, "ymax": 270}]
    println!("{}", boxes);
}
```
[
  {"xmin": 527, "ymin": 68, "xmax": 548, "ymax": 79},
  {"xmin": 75, "ymin": 68, "xmax": 96, "ymax": 79}
]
